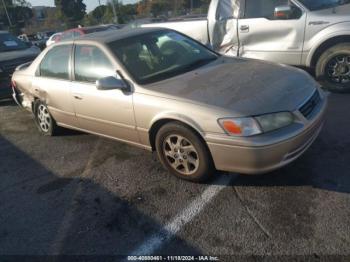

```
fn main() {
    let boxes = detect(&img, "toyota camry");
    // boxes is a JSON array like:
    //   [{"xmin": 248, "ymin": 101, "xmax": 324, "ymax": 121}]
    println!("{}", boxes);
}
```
[{"xmin": 11, "ymin": 28, "xmax": 327, "ymax": 181}]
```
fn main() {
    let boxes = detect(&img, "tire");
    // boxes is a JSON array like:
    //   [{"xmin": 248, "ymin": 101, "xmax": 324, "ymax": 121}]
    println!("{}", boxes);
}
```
[
  {"xmin": 315, "ymin": 43, "xmax": 350, "ymax": 93},
  {"xmin": 33, "ymin": 100, "xmax": 59, "ymax": 136},
  {"xmin": 155, "ymin": 122, "xmax": 214, "ymax": 182}
]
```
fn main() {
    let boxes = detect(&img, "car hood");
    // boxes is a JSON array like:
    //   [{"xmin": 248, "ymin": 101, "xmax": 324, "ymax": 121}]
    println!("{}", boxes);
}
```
[
  {"xmin": 143, "ymin": 57, "xmax": 317, "ymax": 116},
  {"xmin": 310, "ymin": 4, "xmax": 350, "ymax": 22},
  {"xmin": 0, "ymin": 46, "xmax": 40, "ymax": 63}
]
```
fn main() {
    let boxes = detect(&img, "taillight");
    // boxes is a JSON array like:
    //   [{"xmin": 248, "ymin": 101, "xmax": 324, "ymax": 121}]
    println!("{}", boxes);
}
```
[{"xmin": 11, "ymin": 80, "xmax": 16, "ymax": 89}]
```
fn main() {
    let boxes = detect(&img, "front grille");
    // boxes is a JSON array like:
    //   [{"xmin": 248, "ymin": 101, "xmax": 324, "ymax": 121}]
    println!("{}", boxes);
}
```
[{"xmin": 299, "ymin": 90, "xmax": 321, "ymax": 119}]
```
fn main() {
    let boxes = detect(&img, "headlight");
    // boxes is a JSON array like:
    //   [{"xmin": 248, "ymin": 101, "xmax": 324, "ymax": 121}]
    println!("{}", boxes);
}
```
[
  {"xmin": 218, "ymin": 112, "xmax": 294, "ymax": 137},
  {"xmin": 255, "ymin": 112, "xmax": 294, "ymax": 133},
  {"xmin": 218, "ymin": 117, "xmax": 262, "ymax": 137}
]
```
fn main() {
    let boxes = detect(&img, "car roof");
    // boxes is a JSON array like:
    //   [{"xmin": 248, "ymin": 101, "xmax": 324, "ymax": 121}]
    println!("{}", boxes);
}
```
[
  {"xmin": 75, "ymin": 27, "xmax": 166, "ymax": 44},
  {"xmin": 63, "ymin": 24, "xmax": 116, "ymax": 33}
]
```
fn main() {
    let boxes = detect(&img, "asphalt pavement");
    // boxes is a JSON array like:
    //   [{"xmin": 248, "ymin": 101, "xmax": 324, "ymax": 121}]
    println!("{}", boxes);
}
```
[{"xmin": 0, "ymin": 94, "xmax": 349, "ymax": 261}]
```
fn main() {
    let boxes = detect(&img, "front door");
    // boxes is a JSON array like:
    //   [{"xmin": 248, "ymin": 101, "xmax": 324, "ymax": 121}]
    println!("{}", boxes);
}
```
[
  {"xmin": 238, "ymin": 0, "xmax": 306, "ymax": 65},
  {"xmin": 70, "ymin": 44, "xmax": 139, "ymax": 143}
]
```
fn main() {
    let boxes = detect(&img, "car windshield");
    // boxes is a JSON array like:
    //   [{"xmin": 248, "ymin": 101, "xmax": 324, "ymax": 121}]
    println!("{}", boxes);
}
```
[
  {"xmin": 0, "ymin": 33, "xmax": 28, "ymax": 52},
  {"xmin": 298, "ymin": 0, "xmax": 350, "ymax": 11},
  {"xmin": 108, "ymin": 30, "xmax": 218, "ymax": 84}
]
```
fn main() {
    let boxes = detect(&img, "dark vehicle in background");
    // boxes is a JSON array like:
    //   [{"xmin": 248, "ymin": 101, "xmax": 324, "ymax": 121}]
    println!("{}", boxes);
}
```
[
  {"xmin": 0, "ymin": 31, "xmax": 40, "ymax": 99},
  {"xmin": 18, "ymin": 34, "xmax": 47, "ymax": 50},
  {"xmin": 58, "ymin": 24, "xmax": 121, "ymax": 42}
]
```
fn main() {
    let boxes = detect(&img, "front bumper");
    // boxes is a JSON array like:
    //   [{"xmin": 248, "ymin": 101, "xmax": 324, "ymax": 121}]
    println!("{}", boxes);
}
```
[{"xmin": 206, "ymin": 94, "xmax": 328, "ymax": 175}]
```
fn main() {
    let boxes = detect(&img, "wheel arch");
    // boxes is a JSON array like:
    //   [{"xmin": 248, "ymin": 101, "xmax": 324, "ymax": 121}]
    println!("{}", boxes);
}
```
[
  {"xmin": 31, "ymin": 96, "xmax": 41, "ymax": 113},
  {"xmin": 148, "ymin": 116, "xmax": 206, "ymax": 152},
  {"xmin": 309, "ymin": 35, "xmax": 350, "ymax": 68}
]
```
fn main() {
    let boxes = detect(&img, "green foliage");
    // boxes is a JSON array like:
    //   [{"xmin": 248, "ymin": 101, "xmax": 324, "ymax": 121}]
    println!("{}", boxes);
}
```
[
  {"xmin": 54, "ymin": 0, "xmax": 86, "ymax": 27},
  {"xmin": 136, "ymin": 0, "xmax": 210, "ymax": 17},
  {"xmin": 150, "ymin": 0, "xmax": 171, "ymax": 17},
  {"xmin": 86, "ymin": 1, "xmax": 138, "ymax": 25},
  {"xmin": 91, "ymin": 5, "xmax": 108, "ymax": 21},
  {"xmin": 0, "ymin": 0, "xmax": 33, "ymax": 31}
]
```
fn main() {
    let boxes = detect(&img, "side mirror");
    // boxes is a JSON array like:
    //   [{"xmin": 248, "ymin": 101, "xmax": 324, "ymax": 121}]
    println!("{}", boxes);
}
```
[
  {"xmin": 96, "ymin": 76, "xmax": 129, "ymax": 91},
  {"xmin": 274, "ymin": 5, "xmax": 292, "ymax": 19}
]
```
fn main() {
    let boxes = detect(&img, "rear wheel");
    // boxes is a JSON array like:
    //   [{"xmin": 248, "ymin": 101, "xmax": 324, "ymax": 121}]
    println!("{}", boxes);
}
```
[
  {"xmin": 316, "ymin": 43, "xmax": 350, "ymax": 93},
  {"xmin": 34, "ymin": 100, "xmax": 59, "ymax": 136},
  {"xmin": 155, "ymin": 122, "xmax": 214, "ymax": 182}
]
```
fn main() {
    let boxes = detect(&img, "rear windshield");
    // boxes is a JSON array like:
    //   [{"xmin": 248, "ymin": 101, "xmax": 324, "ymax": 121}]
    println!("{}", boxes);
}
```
[{"xmin": 0, "ymin": 33, "xmax": 27, "ymax": 52}]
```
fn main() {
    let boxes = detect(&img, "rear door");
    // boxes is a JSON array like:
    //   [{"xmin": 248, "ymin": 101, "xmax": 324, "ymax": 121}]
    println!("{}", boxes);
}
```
[
  {"xmin": 238, "ymin": 0, "xmax": 306, "ymax": 65},
  {"xmin": 32, "ymin": 44, "xmax": 77, "ymax": 127},
  {"xmin": 70, "ymin": 44, "xmax": 139, "ymax": 142}
]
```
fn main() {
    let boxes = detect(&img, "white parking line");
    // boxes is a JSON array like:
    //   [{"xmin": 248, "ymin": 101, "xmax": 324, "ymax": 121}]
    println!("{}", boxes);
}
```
[{"xmin": 130, "ymin": 174, "xmax": 235, "ymax": 256}]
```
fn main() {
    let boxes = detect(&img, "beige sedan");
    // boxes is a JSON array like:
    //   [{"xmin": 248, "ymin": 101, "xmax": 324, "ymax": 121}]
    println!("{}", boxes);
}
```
[{"xmin": 12, "ymin": 28, "xmax": 327, "ymax": 181}]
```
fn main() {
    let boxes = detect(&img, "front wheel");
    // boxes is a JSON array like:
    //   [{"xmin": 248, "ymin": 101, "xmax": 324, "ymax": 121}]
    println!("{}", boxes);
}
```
[
  {"xmin": 34, "ymin": 100, "xmax": 59, "ymax": 136},
  {"xmin": 316, "ymin": 43, "xmax": 350, "ymax": 93},
  {"xmin": 155, "ymin": 122, "xmax": 214, "ymax": 182}
]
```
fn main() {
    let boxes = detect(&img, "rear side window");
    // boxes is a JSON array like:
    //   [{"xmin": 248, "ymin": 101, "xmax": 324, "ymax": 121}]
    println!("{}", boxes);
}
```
[
  {"xmin": 40, "ymin": 45, "xmax": 71, "ymax": 80},
  {"xmin": 74, "ymin": 45, "xmax": 115, "ymax": 83}
]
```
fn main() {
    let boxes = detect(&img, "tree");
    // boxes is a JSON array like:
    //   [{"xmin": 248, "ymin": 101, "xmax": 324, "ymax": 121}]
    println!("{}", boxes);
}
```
[
  {"xmin": 54, "ymin": 0, "xmax": 86, "ymax": 27},
  {"xmin": 150, "ymin": 0, "xmax": 170, "ymax": 17},
  {"xmin": 137, "ymin": 0, "xmax": 151, "ymax": 16},
  {"xmin": 91, "ymin": 5, "xmax": 108, "ymax": 22},
  {"xmin": 0, "ymin": 0, "xmax": 33, "ymax": 32}
]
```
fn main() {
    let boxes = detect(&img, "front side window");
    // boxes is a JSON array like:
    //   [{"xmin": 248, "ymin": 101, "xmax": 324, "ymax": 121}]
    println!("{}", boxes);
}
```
[
  {"xmin": 74, "ymin": 45, "xmax": 115, "ymax": 83},
  {"xmin": 108, "ymin": 30, "xmax": 218, "ymax": 85},
  {"xmin": 40, "ymin": 45, "xmax": 71, "ymax": 80},
  {"xmin": 245, "ymin": 0, "xmax": 302, "ymax": 20}
]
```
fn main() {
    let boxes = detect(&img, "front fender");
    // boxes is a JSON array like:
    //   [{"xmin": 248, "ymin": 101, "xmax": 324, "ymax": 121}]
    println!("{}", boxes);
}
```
[
  {"xmin": 305, "ymin": 22, "xmax": 350, "ymax": 67},
  {"xmin": 150, "ymin": 111, "xmax": 205, "ymax": 136}
]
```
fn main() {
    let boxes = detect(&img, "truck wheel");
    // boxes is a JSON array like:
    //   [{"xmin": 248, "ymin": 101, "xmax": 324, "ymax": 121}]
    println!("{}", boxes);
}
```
[
  {"xmin": 34, "ymin": 100, "xmax": 59, "ymax": 136},
  {"xmin": 155, "ymin": 122, "xmax": 214, "ymax": 182},
  {"xmin": 316, "ymin": 43, "xmax": 350, "ymax": 93}
]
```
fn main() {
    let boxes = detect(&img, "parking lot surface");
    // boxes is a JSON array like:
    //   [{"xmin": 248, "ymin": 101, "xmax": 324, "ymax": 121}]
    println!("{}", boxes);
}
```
[{"xmin": 0, "ymin": 94, "xmax": 349, "ymax": 260}]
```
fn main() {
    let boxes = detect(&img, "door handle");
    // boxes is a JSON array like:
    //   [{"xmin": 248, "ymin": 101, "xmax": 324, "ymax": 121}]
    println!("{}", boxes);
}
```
[{"xmin": 240, "ymin": 25, "xmax": 250, "ymax": 32}]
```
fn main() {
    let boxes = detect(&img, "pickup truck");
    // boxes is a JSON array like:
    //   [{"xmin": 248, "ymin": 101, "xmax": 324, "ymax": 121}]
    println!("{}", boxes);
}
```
[{"xmin": 142, "ymin": 0, "xmax": 350, "ymax": 92}]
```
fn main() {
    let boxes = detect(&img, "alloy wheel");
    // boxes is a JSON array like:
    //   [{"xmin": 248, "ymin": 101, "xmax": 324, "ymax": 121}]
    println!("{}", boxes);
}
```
[
  {"xmin": 162, "ymin": 134, "xmax": 199, "ymax": 176},
  {"xmin": 37, "ymin": 104, "xmax": 51, "ymax": 132},
  {"xmin": 326, "ymin": 55, "xmax": 350, "ymax": 84}
]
